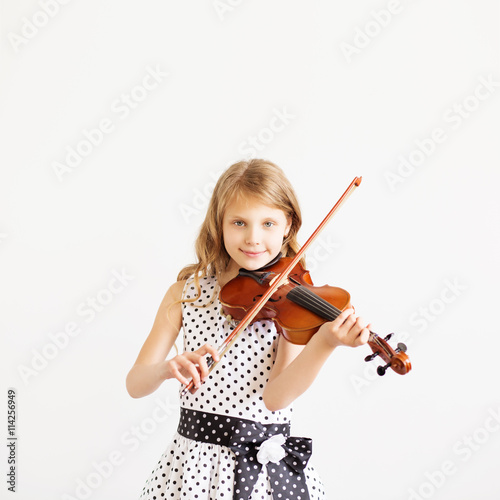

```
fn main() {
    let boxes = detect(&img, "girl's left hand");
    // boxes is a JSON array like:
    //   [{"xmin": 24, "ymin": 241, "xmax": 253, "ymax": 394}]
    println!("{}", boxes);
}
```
[{"xmin": 316, "ymin": 308, "xmax": 370, "ymax": 349}]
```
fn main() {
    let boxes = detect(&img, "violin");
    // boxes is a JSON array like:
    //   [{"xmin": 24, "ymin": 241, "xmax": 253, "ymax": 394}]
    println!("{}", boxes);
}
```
[
  {"xmin": 181, "ymin": 177, "xmax": 411, "ymax": 396},
  {"xmin": 219, "ymin": 254, "xmax": 411, "ymax": 376}
]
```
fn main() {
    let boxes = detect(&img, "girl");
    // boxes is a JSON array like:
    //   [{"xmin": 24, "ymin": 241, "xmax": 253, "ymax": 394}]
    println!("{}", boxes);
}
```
[{"xmin": 126, "ymin": 159, "xmax": 370, "ymax": 500}]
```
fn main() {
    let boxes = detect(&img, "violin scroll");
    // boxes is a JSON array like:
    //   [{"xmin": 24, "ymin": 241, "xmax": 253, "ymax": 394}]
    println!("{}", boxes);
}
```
[{"xmin": 365, "ymin": 332, "xmax": 411, "ymax": 376}]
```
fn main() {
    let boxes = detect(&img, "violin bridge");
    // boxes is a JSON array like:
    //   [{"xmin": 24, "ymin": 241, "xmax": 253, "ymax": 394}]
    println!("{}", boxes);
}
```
[{"xmin": 268, "ymin": 274, "xmax": 289, "ymax": 289}]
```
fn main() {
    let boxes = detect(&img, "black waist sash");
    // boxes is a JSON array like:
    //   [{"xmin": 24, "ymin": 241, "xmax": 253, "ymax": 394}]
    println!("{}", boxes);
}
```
[{"xmin": 177, "ymin": 408, "xmax": 312, "ymax": 500}]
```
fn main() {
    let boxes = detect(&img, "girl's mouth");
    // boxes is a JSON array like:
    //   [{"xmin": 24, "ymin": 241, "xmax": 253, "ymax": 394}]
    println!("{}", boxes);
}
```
[{"xmin": 241, "ymin": 250, "xmax": 266, "ymax": 258}]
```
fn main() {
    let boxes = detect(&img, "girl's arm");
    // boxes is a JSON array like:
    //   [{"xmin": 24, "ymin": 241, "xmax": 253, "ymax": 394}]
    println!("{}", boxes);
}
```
[
  {"xmin": 262, "ymin": 308, "xmax": 369, "ymax": 411},
  {"xmin": 126, "ymin": 280, "xmax": 219, "ymax": 398}
]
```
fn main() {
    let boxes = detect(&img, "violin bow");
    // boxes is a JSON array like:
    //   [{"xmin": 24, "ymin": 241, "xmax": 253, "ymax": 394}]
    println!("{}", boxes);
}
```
[{"xmin": 181, "ymin": 176, "xmax": 362, "ymax": 396}]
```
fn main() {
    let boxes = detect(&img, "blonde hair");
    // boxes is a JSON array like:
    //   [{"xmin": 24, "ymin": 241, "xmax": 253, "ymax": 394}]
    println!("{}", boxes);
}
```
[{"xmin": 177, "ymin": 159, "xmax": 304, "ymax": 300}]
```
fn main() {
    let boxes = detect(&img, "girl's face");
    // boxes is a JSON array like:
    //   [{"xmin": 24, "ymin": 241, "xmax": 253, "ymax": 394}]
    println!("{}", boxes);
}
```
[{"xmin": 222, "ymin": 195, "xmax": 291, "ymax": 274}]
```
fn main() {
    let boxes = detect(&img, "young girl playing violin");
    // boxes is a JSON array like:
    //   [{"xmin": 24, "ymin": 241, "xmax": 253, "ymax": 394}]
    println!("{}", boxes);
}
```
[{"xmin": 126, "ymin": 159, "xmax": 371, "ymax": 500}]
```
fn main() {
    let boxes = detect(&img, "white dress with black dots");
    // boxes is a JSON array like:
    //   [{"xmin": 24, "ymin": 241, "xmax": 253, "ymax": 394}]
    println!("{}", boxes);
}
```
[{"xmin": 139, "ymin": 275, "xmax": 325, "ymax": 500}]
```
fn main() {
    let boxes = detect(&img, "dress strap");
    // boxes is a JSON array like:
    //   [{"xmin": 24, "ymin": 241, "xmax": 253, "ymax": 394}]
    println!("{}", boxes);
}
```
[{"xmin": 177, "ymin": 408, "xmax": 312, "ymax": 500}]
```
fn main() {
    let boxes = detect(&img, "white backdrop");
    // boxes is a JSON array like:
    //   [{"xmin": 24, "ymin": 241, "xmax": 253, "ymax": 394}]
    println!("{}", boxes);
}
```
[{"xmin": 1, "ymin": 1, "xmax": 499, "ymax": 499}]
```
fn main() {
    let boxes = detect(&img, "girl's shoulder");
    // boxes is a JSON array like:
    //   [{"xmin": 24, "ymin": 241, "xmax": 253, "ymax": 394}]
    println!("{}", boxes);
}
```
[
  {"xmin": 168, "ymin": 279, "xmax": 188, "ymax": 301},
  {"xmin": 157, "ymin": 279, "xmax": 187, "ymax": 312}
]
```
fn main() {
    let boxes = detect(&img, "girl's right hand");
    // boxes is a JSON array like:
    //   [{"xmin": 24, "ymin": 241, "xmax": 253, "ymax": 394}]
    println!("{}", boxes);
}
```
[{"xmin": 157, "ymin": 344, "xmax": 220, "ymax": 389}]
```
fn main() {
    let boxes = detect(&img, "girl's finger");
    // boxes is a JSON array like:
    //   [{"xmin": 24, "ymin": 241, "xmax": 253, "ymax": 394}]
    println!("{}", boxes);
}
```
[
  {"xmin": 198, "ymin": 343, "xmax": 220, "ymax": 362},
  {"xmin": 353, "ymin": 328, "xmax": 369, "ymax": 347},
  {"xmin": 196, "ymin": 354, "xmax": 210, "ymax": 381},
  {"xmin": 175, "ymin": 355, "xmax": 203, "ymax": 388},
  {"xmin": 332, "ymin": 308, "xmax": 354, "ymax": 328},
  {"xmin": 166, "ymin": 357, "xmax": 191, "ymax": 385},
  {"xmin": 169, "ymin": 364, "xmax": 190, "ymax": 386},
  {"xmin": 183, "ymin": 352, "xmax": 211, "ymax": 376},
  {"xmin": 205, "ymin": 345, "xmax": 220, "ymax": 363},
  {"xmin": 354, "ymin": 316, "xmax": 368, "ymax": 330},
  {"xmin": 345, "ymin": 319, "xmax": 367, "ymax": 346},
  {"xmin": 359, "ymin": 328, "xmax": 370, "ymax": 345}
]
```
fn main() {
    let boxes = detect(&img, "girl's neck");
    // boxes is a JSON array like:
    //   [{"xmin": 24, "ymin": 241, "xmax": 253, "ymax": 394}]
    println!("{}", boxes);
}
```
[
  {"xmin": 218, "ymin": 270, "xmax": 237, "ymax": 288},
  {"xmin": 218, "ymin": 261, "xmax": 240, "ymax": 288}
]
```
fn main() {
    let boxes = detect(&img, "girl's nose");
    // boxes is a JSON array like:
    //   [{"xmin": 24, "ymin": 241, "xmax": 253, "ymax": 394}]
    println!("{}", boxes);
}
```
[{"xmin": 245, "ymin": 226, "xmax": 261, "ymax": 245}]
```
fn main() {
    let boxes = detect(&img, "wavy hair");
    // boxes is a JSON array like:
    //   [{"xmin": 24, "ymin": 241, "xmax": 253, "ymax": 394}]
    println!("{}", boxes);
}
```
[{"xmin": 177, "ymin": 159, "xmax": 304, "ymax": 302}]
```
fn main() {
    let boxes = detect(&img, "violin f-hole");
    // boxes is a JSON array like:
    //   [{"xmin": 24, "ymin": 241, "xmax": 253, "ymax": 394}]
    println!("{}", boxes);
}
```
[{"xmin": 253, "ymin": 294, "xmax": 281, "ymax": 303}]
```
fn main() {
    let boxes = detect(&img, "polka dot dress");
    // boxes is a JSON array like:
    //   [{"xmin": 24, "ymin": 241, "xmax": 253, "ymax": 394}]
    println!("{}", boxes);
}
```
[{"xmin": 139, "ymin": 275, "xmax": 325, "ymax": 500}]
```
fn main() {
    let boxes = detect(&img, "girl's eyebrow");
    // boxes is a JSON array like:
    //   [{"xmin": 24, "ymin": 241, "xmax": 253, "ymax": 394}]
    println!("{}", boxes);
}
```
[
  {"xmin": 224, "ymin": 213, "xmax": 245, "ymax": 220},
  {"xmin": 226, "ymin": 213, "xmax": 279, "ymax": 221}
]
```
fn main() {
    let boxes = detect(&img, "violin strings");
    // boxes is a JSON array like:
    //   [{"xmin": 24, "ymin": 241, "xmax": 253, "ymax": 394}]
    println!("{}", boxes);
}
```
[
  {"xmin": 265, "ymin": 278, "xmax": 393, "ymax": 357},
  {"xmin": 261, "ymin": 273, "xmax": 339, "ymax": 319},
  {"xmin": 286, "ymin": 286, "xmax": 338, "ymax": 319},
  {"xmin": 370, "ymin": 334, "xmax": 391, "ymax": 356},
  {"xmin": 284, "ymin": 283, "xmax": 392, "ymax": 356},
  {"xmin": 285, "ymin": 283, "xmax": 342, "ymax": 321}
]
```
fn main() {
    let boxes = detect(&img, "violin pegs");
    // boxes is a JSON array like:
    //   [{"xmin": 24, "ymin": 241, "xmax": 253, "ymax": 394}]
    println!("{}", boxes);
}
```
[
  {"xmin": 396, "ymin": 342, "xmax": 407, "ymax": 353},
  {"xmin": 377, "ymin": 362, "xmax": 391, "ymax": 376},
  {"xmin": 364, "ymin": 352, "xmax": 380, "ymax": 362},
  {"xmin": 384, "ymin": 333, "xmax": 394, "ymax": 342}
]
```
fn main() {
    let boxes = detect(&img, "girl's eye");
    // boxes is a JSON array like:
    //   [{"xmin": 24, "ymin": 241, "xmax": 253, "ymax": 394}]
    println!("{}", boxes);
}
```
[
  {"xmin": 263, "ymin": 221, "xmax": 275, "ymax": 228},
  {"xmin": 234, "ymin": 221, "xmax": 245, "ymax": 227}
]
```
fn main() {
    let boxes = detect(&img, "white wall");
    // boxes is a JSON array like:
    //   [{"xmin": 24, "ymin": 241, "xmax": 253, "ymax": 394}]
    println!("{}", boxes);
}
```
[{"xmin": 1, "ymin": 1, "xmax": 499, "ymax": 499}]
